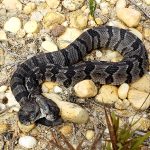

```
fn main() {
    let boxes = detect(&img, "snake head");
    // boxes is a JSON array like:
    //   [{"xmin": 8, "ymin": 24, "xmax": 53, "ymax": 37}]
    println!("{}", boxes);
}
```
[{"xmin": 18, "ymin": 101, "xmax": 41, "ymax": 125}]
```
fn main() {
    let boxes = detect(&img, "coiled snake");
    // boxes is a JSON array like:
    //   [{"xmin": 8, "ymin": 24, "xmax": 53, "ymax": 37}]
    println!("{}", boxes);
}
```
[{"xmin": 10, "ymin": 26, "xmax": 149, "ymax": 126}]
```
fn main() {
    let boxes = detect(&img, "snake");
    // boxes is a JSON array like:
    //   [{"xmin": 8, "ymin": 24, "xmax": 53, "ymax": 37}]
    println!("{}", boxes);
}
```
[{"xmin": 10, "ymin": 26, "xmax": 149, "ymax": 126}]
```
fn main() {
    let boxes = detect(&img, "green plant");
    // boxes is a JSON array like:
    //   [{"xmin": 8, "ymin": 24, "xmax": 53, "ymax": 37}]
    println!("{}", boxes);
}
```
[
  {"xmin": 104, "ymin": 108, "xmax": 150, "ymax": 150},
  {"xmin": 88, "ymin": 0, "xmax": 97, "ymax": 24}
]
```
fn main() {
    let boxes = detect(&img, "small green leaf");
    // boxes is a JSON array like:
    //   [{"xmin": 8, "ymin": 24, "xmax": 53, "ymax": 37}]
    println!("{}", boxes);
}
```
[
  {"xmin": 130, "ymin": 132, "xmax": 150, "ymax": 150},
  {"xmin": 89, "ymin": 0, "xmax": 96, "ymax": 17}
]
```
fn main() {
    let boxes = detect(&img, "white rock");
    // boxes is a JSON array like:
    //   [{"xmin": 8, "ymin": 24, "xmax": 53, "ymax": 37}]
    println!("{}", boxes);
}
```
[
  {"xmin": 43, "ymin": 93, "xmax": 89, "ymax": 124},
  {"xmin": 0, "ymin": 30, "xmax": 7, "ymax": 41},
  {"xmin": 129, "ymin": 116, "xmax": 150, "ymax": 131},
  {"xmin": 5, "ymin": 90, "xmax": 20, "ymax": 112},
  {"xmin": 2, "ymin": 0, "xmax": 22, "ymax": 10},
  {"xmin": 128, "ymin": 89, "xmax": 150, "ymax": 110},
  {"xmin": 43, "ymin": 12, "xmax": 65, "ymax": 27},
  {"xmin": 53, "ymin": 86, "xmax": 63, "ymax": 93},
  {"xmin": 31, "ymin": 11, "xmax": 43, "ymax": 22},
  {"xmin": 144, "ymin": 0, "xmax": 150, "ymax": 5},
  {"xmin": 100, "ymin": 2, "xmax": 109, "ymax": 14},
  {"xmin": 117, "ymin": 8, "xmax": 141, "ymax": 27},
  {"xmin": 19, "ymin": 136, "xmax": 37, "ymax": 149},
  {"xmin": 130, "ymin": 74, "xmax": 150, "ymax": 93},
  {"xmin": 118, "ymin": 83, "xmax": 129, "ymax": 99},
  {"xmin": 69, "ymin": 11, "xmax": 88, "ymax": 29},
  {"xmin": 42, "ymin": 82, "xmax": 58, "ymax": 93},
  {"xmin": 23, "ymin": 2, "xmax": 36, "ymax": 14},
  {"xmin": 46, "ymin": 0, "xmax": 60, "ymax": 8},
  {"xmin": 85, "ymin": 130, "xmax": 95, "ymax": 140},
  {"xmin": 115, "ymin": 99, "xmax": 130, "ymax": 110},
  {"xmin": 4, "ymin": 17, "xmax": 21, "ymax": 33},
  {"xmin": 95, "ymin": 0, "xmax": 101, "ymax": 4},
  {"xmin": 0, "ymin": 85, "xmax": 8, "ymax": 92},
  {"xmin": 41, "ymin": 40, "xmax": 58, "ymax": 52},
  {"xmin": 0, "ymin": 103, "xmax": 6, "ymax": 111},
  {"xmin": 96, "ymin": 85, "xmax": 119, "ymax": 104},
  {"xmin": 116, "ymin": 0, "xmax": 126, "ymax": 11},
  {"xmin": 74, "ymin": 80, "xmax": 97, "ymax": 98},
  {"xmin": 62, "ymin": 0, "xmax": 84, "ymax": 11},
  {"xmin": 129, "ymin": 28, "xmax": 143, "ymax": 40},
  {"xmin": 24, "ymin": 20, "xmax": 38, "ymax": 33},
  {"xmin": 57, "ymin": 27, "xmax": 82, "ymax": 49}
]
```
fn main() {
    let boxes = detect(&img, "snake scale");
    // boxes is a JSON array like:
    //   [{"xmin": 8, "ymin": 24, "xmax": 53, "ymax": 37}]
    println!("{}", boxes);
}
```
[{"xmin": 10, "ymin": 26, "xmax": 149, "ymax": 126}]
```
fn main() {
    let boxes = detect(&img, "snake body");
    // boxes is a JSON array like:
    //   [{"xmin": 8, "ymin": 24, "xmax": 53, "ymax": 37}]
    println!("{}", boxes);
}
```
[{"xmin": 10, "ymin": 26, "xmax": 149, "ymax": 126}]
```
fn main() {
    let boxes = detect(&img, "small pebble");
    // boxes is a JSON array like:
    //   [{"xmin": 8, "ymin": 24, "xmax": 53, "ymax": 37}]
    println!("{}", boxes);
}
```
[
  {"xmin": 46, "ymin": 0, "xmax": 60, "ymax": 8},
  {"xmin": 23, "ymin": 2, "xmax": 36, "ymax": 14},
  {"xmin": 41, "ymin": 41, "xmax": 58, "ymax": 52},
  {"xmin": 74, "ymin": 80, "xmax": 97, "ymax": 98},
  {"xmin": 59, "ymin": 124, "xmax": 73, "ymax": 136},
  {"xmin": 18, "ymin": 121, "xmax": 35, "ymax": 133},
  {"xmin": 129, "ymin": 116, "xmax": 150, "ymax": 131},
  {"xmin": 144, "ymin": 0, "xmax": 150, "ymax": 5},
  {"xmin": 96, "ymin": 85, "xmax": 119, "ymax": 104},
  {"xmin": 117, "ymin": 8, "xmax": 141, "ymax": 27},
  {"xmin": 128, "ymin": 89, "xmax": 150, "ymax": 110},
  {"xmin": 0, "ymin": 30, "xmax": 7, "ymax": 41},
  {"xmin": 43, "ymin": 93, "xmax": 89, "ymax": 124},
  {"xmin": 4, "ymin": 17, "xmax": 21, "ymax": 33},
  {"xmin": 57, "ymin": 27, "xmax": 82, "ymax": 48},
  {"xmin": 0, "ymin": 85, "xmax": 8, "ymax": 92},
  {"xmin": 2, "ymin": 0, "xmax": 22, "ymax": 10},
  {"xmin": 43, "ymin": 12, "xmax": 65, "ymax": 27},
  {"xmin": 0, "ymin": 103, "xmax": 6, "ymax": 111},
  {"xmin": 85, "ymin": 130, "xmax": 95, "ymax": 140},
  {"xmin": 115, "ymin": 0, "xmax": 126, "ymax": 11},
  {"xmin": 0, "ymin": 124, "xmax": 9, "ymax": 134},
  {"xmin": 24, "ymin": 20, "xmax": 38, "ymax": 33},
  {"xmin": 51, "ymin": 25, "xmax": 66, "ymax": 37},
  {"xmin": 62, "ymin": 0, "xmax": 85, "ymax": 11},
  {"xmin": 130, "ymin": 74, "xmax": 150, "ymax": 93},
  {"xmin": 19, "ymin": 136, "xmax": 37, "ymax": 149},
  {"xmin": 118, "ymin": 83, "xmax": 129, "ymax": 99}
]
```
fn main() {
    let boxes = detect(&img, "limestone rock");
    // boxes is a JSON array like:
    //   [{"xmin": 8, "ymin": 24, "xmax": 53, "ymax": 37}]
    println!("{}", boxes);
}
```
[
  {"xmin": 43, "ymin": 93, "xmax": 89, "ymax": 124},
  {"xmin": 62, "ymin": 0, "xmax": 85, "ymax": 11},
  {"xmin": 96, "ymin": 85, "xmax": 119, "ymax": 104},
  {"xmin": 130, "ymin": 74, "xmax": 150, "ymax": 93},
  {"xmin": 24, "ymin": 20, "xmax": 38, "ymax": 33},
  {"xmin": 43, "ymin": 12, "xmax": 65, "ymax": 27},
  {"xmin": 69, "ymin": 11, "xmax": 88, "ymax": 29},
  {"xmin": 18, "ymin": 121, "xmax": 35, "ymax": 133},
  {"xmin": 74, "ymin": 80, "xmax": 97, "ymax": 98},
  {"xmin": 4, "ymin": 17, "xmax": 21, "ymax": 33},
  {"xmin": 57, "ymin": 27, "xmax": 82, "ymax": 48},
  {"xmin": 118, "ymin": 83, "xmax": 129, "ymax": 99},
  {"xmin": 128, "ymin": 89, "xmax": 150, "ymax": 110},
  {"xmin": 23, "ymin": 2, "xmax": 36, "ymax": 14},
  {"xmin": 0, "ymin": 30, "xmax": 7, "ymax": 41},
  {"xmin": 2, "ymin": 0, "xmax": 22, "ymax": 10},
  {"xmin": 46, "ymin": 0, "xmax": 60, "ymax": 8},
  {"xmin": 41, "ymin": 40, "xmax": 58, "ymax": 52},
  {"xmin": 117, "ymin": 8, "xmax": 141, "ymax": 27},
  {"xmin": 19, "ymin": 136, "xmax": 37, "ymax": 149}
]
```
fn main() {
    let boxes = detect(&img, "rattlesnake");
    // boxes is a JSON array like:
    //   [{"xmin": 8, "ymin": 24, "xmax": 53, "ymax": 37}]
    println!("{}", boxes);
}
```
[{"xmin": 10, "ymin": 26, "xmax": 149, "ymax": 126}]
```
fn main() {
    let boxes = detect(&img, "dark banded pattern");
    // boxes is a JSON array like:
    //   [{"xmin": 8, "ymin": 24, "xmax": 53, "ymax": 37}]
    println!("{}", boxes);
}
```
[{"xmin": 10, "ymin": 26, "xmax": 149, "ymax": 126}]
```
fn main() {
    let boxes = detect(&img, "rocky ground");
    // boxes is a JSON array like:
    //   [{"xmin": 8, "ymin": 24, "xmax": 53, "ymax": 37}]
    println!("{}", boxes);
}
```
[{"xmin": 0, "ymin": 0, "xmax": 150, "ymax": 149}]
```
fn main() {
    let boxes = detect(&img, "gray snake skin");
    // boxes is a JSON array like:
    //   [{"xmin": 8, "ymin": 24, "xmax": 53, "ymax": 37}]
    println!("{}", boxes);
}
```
[{"xmin": 10, "ymin": 26, "xmax": 149, "ymax": 126}]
